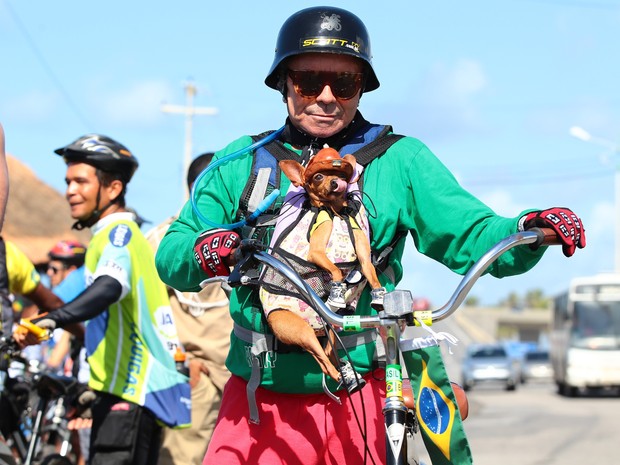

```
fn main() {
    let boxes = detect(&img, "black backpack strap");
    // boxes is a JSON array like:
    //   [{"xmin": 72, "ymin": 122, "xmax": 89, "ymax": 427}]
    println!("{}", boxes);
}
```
[
  {"xmin": 237, "ymin": 135, "xmax": 303, "ymax": 242},
  {"xmin": 240, "ymin": 135, "xmax": 297, "ymax": 215},
  {"xmin": 354, "ymin": 132, "xmax": 405, "ymax": 192},
  {"xmin": 260, "ymin": 140, "xmax": 300, "ymax": 162},
  {"xmin": 373, "ymin": 230, "xmax": 407, "ymax": 272},
  {"xmin": 354, "ymin": 132, "xmax": 406, "ymax": 166}
]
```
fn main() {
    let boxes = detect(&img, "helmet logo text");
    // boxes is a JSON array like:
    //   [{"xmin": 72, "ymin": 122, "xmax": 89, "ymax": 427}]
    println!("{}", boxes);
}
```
[
  {"xmin": 302, "ymin": 38, "xmax": 361, "ymax": 54},
  {"xmin": 320, "ymin": 13, "xmax": 342, "ymax": 31}
]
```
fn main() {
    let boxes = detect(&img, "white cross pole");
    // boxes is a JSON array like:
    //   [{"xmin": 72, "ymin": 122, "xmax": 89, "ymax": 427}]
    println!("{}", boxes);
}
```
[{"xmin": 162, "ymin": 82, "xmax": 218, "ymax": 201}]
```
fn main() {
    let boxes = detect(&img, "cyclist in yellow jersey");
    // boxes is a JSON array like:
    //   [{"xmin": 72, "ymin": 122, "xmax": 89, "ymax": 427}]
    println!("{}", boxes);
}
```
[
  {"xmin": 14, "ymin": 134, "xmax": 190, "ymax": 465},
  {"xmin": 0, "ymin": 123, "xmax": 8, "ymax": 231},
  {"xmin": 0, "ymin": 238, "xmax": 64, "ymax": 333},
  {"xmin": 7, "ymin": 240, "xmax": 42, "ymax": 296}
]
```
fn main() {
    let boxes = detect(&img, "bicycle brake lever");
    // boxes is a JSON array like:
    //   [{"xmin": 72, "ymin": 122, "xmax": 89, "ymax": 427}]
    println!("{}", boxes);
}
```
[
  {"xmin": 228, "ymin": 240, "xmax": 266, "ymax": 288},
  {"xmin": 228, "ymin": 261, "xmax": 261, "ymax": 287}
]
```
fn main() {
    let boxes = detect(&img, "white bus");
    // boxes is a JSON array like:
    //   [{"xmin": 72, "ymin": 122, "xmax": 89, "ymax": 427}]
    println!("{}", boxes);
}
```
[{"xmin": 550, "ymin": 273, "xmax": 620, "ymax": 397}]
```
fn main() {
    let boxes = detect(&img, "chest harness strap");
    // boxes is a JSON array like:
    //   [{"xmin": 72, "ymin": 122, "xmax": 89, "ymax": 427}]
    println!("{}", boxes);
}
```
[
  {"xmin": 234, "ymin": 124, "xmax": 404, "ymax": 423},
  {"xmin": 234, "ymin": 322, "xmax": 380, "ymax": 424}
]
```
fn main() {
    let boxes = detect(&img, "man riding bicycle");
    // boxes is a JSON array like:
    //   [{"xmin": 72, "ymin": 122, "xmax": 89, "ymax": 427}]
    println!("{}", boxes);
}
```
[
  {"xmin": 155, "ymin": 6, "xmax": 586, "ymax": 464},
  {"xmin": 15, "ymin": 134, "xmax": 190, "ymax": 465}
]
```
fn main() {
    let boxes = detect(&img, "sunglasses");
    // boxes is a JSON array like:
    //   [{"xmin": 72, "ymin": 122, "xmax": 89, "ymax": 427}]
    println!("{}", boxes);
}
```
[
  {"xmin": 288, "ymin": 70, "xmax": 364, "ymax": 100},
  {"xmin": 47, "ymin": 265, "xmax": 64, "ymax": 275}
]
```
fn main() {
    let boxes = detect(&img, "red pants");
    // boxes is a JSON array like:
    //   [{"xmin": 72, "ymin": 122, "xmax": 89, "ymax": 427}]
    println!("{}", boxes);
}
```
[{"xmin": 203, "ymin": 371, "xmax": 387, "ymax": 465}]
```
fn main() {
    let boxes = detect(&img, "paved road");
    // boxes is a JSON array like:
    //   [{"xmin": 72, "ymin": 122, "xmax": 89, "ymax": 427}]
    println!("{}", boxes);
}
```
[
  {"xmin": 406, "ymin": 317, "xmax": 620, "ymax": 465},
  {"xmin": 463, "ymin": 383, "xmax": 619, "ymax": 465}
]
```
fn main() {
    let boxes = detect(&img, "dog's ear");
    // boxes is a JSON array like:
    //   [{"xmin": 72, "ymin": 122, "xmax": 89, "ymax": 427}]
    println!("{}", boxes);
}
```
[
  {"xmin": 279, "ymin": 160, "xmax": 305, "ymax": 187},
  {"xmin": 343, "ymin": 154, "xmax": 360, "ymax": 183}
]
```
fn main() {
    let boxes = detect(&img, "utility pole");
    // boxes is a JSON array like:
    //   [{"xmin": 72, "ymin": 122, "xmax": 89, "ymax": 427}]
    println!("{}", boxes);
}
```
[{"xmin": 162, "ymin": 81, "xmax": 218, "ymax": 200}]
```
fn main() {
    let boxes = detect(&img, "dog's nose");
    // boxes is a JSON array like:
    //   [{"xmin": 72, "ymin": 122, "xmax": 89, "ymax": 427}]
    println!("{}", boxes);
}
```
[{"xmin": 330, "ymin": 179, "xmax": 339, "ymax": 191}]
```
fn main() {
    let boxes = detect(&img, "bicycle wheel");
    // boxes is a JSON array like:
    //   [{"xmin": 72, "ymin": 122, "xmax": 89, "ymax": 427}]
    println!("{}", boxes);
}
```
[{"xmin": 39, "ymin": 454, "xmax": 74, "ymax": 465}]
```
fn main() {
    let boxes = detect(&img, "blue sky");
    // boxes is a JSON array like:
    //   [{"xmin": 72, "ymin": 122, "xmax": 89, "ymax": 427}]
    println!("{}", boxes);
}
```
[{"xmin": 1, "ymin": 0, "xmax": 619, "ymax": 305}]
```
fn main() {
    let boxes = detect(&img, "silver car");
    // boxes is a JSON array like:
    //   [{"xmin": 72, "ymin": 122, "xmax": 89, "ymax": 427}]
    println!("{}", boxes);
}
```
[
  {"xmin": 461, "ymin": 344, "xmax": 518, "ymax": 391},
  {"xmin": 520, "ymin": 350, "xmax": 552, "ymax": 383}
]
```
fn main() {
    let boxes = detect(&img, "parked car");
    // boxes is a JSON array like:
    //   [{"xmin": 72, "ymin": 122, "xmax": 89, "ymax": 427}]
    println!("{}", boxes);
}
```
[
  {"xmin": 504, "ymin": 340, "xmax": 538, "ymax": 384},
  {"xmin": 520, "ymin": 350, "xmax": 552, "ymax": 383},
  {"xmin": 461, "ymin": 343, "xmax": 519, "ymax": 391}
]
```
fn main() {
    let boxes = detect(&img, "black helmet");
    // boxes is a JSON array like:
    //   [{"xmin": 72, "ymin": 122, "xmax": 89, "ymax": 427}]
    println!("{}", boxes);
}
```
[
  {"xmin": 265, "ymin": 6, "xmax": 379, "ymax": 93},
  {"xmin": 54, "ymin": 134, "xmax": 139, "ymax": 184}
]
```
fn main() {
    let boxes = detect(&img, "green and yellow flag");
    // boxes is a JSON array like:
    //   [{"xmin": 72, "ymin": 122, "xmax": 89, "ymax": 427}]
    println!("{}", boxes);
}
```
[{"xmin": 401, "ymin": 336, "xmax": 473, "ymax": 465}]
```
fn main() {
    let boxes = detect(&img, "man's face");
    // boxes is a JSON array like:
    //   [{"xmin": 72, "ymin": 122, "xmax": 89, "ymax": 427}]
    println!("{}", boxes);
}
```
[
  {"xmin": 286, "ymin": 53, "xmax": 364, "ymax": 140},
  {"xmin": 46, "ymin": 260, "xmax": 74, "ymax": 288},
  {"xmin": 64, "ymin": 162, "xmax": 117, "ymax": 221}
]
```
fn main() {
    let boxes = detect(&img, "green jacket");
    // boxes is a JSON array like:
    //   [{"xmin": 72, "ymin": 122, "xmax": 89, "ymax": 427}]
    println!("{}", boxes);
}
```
[{"xmin": 156, "ymin": 129, "xmax": 545, "ymax": 394}]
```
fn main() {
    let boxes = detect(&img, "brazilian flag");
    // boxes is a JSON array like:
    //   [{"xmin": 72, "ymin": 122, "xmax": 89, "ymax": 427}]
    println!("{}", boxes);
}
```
[{"xmin": 401, "ymin": 336, "xmax": 472, "ymax": 465}]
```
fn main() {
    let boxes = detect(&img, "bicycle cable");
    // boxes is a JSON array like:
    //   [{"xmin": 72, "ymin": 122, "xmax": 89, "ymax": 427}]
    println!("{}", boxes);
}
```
[{"xmin": 320, "ymin": 318, "xmax": 377, "ymax": 465}]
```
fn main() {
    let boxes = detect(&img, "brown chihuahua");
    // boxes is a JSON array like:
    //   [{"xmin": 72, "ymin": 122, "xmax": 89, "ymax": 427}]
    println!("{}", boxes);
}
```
[
  {"xmin": 263, "ymin": 147, "xmax": 386, "ymax": 392},
  {"xmin": 279, "ymin": 146, "xmax": 387, "ymax": 309}
]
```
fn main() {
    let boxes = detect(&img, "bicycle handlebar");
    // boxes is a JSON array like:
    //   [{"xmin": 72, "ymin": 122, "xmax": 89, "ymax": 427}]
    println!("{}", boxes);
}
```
[
  {"xmin": 205, "ymin": 227, "xmax": 559, "ymax": 330},
  {"xmin": 14, "ymin": 316, "xmax": 51, "ymax": 342},
  {"xmin": 430, "ymin": 227, "xmax": 557, "ymax": 322}
]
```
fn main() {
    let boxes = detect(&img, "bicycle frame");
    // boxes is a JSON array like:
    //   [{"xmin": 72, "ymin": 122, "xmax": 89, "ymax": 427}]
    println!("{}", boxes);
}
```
[{"xmin": 212, "ymin": 228, "xmax": 554, "ymax": 465}]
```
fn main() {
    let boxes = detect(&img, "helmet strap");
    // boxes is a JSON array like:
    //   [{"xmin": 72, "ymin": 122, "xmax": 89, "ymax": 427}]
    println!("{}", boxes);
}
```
[{"xmin": 71, "ymin": 185, "xmax": 116, "ymax": 230}]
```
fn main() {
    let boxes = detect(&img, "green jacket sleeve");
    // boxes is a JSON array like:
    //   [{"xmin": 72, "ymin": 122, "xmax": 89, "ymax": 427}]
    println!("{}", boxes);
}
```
[
  {"xmin": 155, "ymin": 136, "xmax": 255, "ymax": 292},
  {"xmin": 362, "ymin": 137, "xmax": 545, "ymax": 281},
  {"xmin": 157, "ymin": 133, "xmax": 547, "ymax": 292}
]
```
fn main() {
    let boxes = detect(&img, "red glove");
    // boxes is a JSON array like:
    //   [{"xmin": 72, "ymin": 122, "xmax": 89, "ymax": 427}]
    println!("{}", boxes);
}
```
[
  {"xmin": 521, "ymin": 207, "xmax": 586, "ymax": 257},
  {"xmin": 193, "ymin": 229, "xmax": 241, "ymax": 277}
]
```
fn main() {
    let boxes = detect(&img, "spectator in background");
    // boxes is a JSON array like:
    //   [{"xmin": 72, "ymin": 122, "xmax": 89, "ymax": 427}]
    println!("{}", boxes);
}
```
[
  {"xmin": 44, "ymin": 239, "xmax": 88, "ymax": 373},
  {"xmin": 0, "ymin": 119, "xmax": 11, "ymax": 465},
  {"xmin": 0, "ymin": 234, "xmax": 64, "ymax": 464},
  {"xmin": 0, "ymin": 123, "xmax": 8, "ymax": 231},
  {"xmin": 147, "ymin": 153, "xmax": 232, "ymax": 465},
  {"xmin": 46, "ymin": 241, "xmax": 89, "ymax": 449},
  {"xmin": 2, "ymin": 238, "xmax": 64, "ymax": 331},
  {"xmin": 44, "ymin": 240, "xmax": 91, "ymax": 465},
  {"xmin": 46, "ymin": 240, "xmax": 87, "ymax": 291}
]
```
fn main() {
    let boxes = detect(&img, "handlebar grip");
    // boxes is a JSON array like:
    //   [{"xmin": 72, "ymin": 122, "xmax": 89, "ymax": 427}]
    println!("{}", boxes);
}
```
[
  {"xmin": 529, "ymin": 227, "xmax": 562, "ymax": 249},
  {"xmin": 18, "ymin": 318, "xmax": 51, "ymax": 342}
]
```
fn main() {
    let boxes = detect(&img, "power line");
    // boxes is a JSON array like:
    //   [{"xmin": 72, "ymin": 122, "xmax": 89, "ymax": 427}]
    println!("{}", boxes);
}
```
[{"xmin": 5, "ymin": 0, "xmax": 94, "ymax": 130}]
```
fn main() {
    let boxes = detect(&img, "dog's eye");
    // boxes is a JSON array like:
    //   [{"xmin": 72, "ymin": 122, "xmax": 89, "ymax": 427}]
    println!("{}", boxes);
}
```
[{"xmin": 313, "ymin": 173, "xmax": 324, "ymax": 182}]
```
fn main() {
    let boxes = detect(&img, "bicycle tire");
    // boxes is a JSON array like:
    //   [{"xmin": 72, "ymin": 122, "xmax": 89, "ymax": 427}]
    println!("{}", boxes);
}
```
[{"xmin": 38, "ymin": 454, "xmax": 74, "ymax": 465}]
